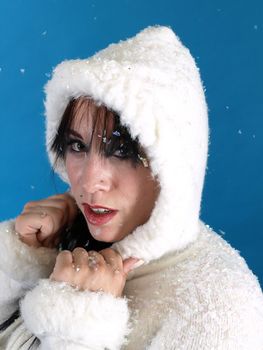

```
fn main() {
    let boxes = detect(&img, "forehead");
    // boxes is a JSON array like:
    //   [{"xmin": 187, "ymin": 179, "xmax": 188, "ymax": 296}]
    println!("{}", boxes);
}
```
[{"xmin": 69, "ymin": 99, "xmax": 116, "ymax": 140}]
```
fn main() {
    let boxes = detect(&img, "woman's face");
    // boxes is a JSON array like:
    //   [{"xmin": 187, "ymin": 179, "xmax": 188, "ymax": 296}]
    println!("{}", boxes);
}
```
[{"xmin": 65, "ymin": 112, "xmax": 159, "ymax": 243}]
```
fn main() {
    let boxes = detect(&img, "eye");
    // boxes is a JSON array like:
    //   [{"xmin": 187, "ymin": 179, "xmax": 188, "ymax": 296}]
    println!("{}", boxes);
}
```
[
  {"xmin": 67, "ymin": 139, "xmax": 86, "ymax": 153},
  {"xmin": 112, "ymin": 144, "xmax": 132, "ymax": 159},
  {"xmin": 71, "ymin": 142, "xmax": 83, "ymax": 152},
  {"xmin": 113, "ymin": 149, "xmax": 125, "ymax": 158}
]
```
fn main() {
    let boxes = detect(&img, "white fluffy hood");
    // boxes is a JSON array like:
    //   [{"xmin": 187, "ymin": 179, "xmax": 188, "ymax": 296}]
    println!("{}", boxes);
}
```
[{"xmin": 45, "ymin": 26, "xmax": 208, "ymax": 262}]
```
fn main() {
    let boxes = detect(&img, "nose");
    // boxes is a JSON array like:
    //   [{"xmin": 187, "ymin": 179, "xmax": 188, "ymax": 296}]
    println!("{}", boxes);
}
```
[{"xmin": 80, "ymin": 153, "xmax": 112, "ymax": 194}]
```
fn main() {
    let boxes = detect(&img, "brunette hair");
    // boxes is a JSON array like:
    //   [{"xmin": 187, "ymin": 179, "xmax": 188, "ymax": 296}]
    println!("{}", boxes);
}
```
[{"xmin": 51, "ymin": 96, "xmax": 145, "ymax": 166}]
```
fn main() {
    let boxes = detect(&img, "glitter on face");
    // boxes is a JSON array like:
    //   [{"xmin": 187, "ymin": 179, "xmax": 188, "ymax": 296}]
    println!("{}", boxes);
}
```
[{"xmin": 93, "ymin": 228, "xmax": 102, "ymax": 237}]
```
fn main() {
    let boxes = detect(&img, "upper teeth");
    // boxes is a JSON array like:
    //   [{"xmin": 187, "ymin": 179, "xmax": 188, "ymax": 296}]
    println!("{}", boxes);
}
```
[{"xmin": 91, "ymin": 208, "xmax": 111, "ymax": 214}]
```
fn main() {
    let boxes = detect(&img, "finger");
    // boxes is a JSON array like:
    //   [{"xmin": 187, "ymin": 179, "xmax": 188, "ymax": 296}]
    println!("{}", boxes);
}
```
[
  {"xmin": 15, "ymin": 212, "xmax": 49, "ymax": 247},
  {"xmin": 87, "ymin": 251, "xmax": 105, "ymax": 269},
  {"xmin": 15, "ymin": 229, "xmax": 41, "ymax": 248},
  {"xmin": 17, "ymin": 214, "xmax": 50, "ymax": 244},
  {"xmin": 72, "ymin": 247, "xmax": 89, "ymax": 269},
  {"xmin": 23, "ymin": 206, "xmax": 67, "ymax": 230},
  {"xmin": 54, "ymin": 250, "xmax": 73, "ymax": 270},
  {"xmin": 39, "ymin": 195, "xmax": 76, "ymax": 221},
  {"xmin": 100, "ymin": 248, "xmax": 123, "ymax": 272},
  {"xmin": 23, "ymin": 200, "xmax": 66, "ymax": 213},
  {"xmin": 24, "ymin": 194, "xmax": 77, "ymax": 222},
  {"xmin": 123, "ymin": 258, "xmax": 143, "ymax": 275},
  {"xmin": 50, "ymin": 250, "xmax": 73, "ymax": 281},
  {"xmin": 19, "ymin": 209, "xmax": 64, "ymax": 242}
]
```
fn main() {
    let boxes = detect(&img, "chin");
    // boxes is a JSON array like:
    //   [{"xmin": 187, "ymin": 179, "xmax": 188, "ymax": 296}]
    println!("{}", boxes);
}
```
[{"xmin": 89, "ymin": 227, "xmax": 122, "ymax": 243}]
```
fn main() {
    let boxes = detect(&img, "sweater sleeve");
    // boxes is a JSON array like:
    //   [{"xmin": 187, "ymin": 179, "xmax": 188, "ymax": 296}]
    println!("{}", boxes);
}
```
[
  {"xmin": 20, "ymin": 279, "xmax": 130, "ymax": 350},
  {"xmin": 0, "ymin": 219, "xmax": 57, "ymax": 324}
]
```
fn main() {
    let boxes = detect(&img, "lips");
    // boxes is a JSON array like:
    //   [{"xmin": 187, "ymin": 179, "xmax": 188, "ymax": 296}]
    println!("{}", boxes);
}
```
[{"xmin": 83, "ymin": 204, "xmax": 118, "ymax": 226}]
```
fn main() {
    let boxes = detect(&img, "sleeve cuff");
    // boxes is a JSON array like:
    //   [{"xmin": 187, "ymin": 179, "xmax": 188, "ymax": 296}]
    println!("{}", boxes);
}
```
[
  {"xmin": 20, "ymin": 279, "xmax": 130, "ymax": 350},
  {"xmin": 0, "ymin": 220, "xmax": 57, "ymax": 287}
]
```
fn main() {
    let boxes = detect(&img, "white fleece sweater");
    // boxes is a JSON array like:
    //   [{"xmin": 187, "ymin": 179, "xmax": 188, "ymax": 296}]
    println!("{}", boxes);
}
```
[{"xmin": 0, "ymin": 220, "xmax": 262, "ymax": 349}]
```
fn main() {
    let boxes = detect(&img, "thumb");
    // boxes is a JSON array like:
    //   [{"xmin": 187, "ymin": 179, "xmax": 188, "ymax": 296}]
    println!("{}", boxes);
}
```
[{"xmin": 123, "ymin": 258, "xmax": 144, "ymax": 275}]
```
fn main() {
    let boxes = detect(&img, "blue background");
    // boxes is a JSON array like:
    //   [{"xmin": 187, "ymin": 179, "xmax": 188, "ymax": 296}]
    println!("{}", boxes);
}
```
[{"xmin": 0, "ymin": 0, "xmax": 262, "ymax": 286}]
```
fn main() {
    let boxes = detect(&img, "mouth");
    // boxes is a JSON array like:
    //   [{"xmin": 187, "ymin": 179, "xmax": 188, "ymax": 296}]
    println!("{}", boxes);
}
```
[{"xmin": 82, "ymin": 203, "xmax": 118, "ymax": 226}]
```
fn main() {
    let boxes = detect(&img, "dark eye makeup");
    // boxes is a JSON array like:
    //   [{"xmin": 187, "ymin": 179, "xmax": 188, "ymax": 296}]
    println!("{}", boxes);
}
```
[
  {"xmin": 66, "ymin": 138, "xmax": 87, "ymax": 153},
  {"xmin": 51, "ymin": 98, "xmax": 145, "ymax": 167},
  {"xmin": 65, "ymin": 135, "xmax": 137, "ymax": 161}
]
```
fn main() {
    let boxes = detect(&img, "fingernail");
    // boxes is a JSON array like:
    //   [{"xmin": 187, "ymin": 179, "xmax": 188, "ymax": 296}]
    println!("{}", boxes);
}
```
[{"xmin": 132, "ymin": 259, "xmax": 144, "ymax": 269}]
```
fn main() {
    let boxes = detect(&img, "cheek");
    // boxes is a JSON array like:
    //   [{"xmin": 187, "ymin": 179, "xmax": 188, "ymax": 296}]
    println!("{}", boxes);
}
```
[
  {"xmin": 126, "ymin": 169, "xmax": 159, "ymax": 213},
  {"xmin": 65, "ymin": 156, "xmax": 80, "ymax": 186},
  {"xmin": 120, "ymin": 170, "xmax": 158, "ymax": 231},
  {"xmin": 119, "ymin": 168, "xmax": 149, "ymax": 207}
]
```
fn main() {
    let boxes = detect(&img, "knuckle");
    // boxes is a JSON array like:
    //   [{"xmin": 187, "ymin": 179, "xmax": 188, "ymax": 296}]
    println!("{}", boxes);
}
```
[
  {"xmin": 89, "ymin": 250, "xmax": 102, "ymax": 262},
  {"xmin": 88, "ymin": 250, "xmax": 99, "ymax": 257},
  {"xmin": 48, "ymin": 194, "xmax": 63, "ymax": 200},
  {"xmin": 53, "ymin": 197, "xmax": 68, "ymax": 209},
  {"xmin": 52, "ymin": 208, "xmax": 64, "ymax": 223},
  {"xmin": 59, "ymin": 249, "xmax": 71, "ymax": 256},
  {"xmin": 100, "ymin": 247, "xmax": 112, "ymax": 255},
  {"xmin": 23, "ymin": 201, "xmax": 36, "ymax": 210},
  {"xmin": 52, "ymin": 206, "xmax": 63, "ymax": 216},
  {"xmin": 53, "ymin": 194, "xmax": 67, "ymax": 200},
  {"xmin": 53, "ymin": 206, "xmax": 69, "ymax": 224},
  {"xmin": 58, "ymin": 199, "xmax": 68, "ymax": 210},
  {"xmin": 58, "ymin": 250, "xmax": 72, "ymax": 260},
  {"xmin": 73, "ymin": 247, "xmax": 87, "ymax": 255},
  {"xmin": 43, "ymin": 214, "xmax": 54, "ymax": 229},
  {"xmin": 96, "ymin": 263, "xmax": 106, "ymax": 273},
  {"xmin": 73, "ymin": 247, "xmax": 84, "ymax": 252},
  {"xmin": 105, "ymin": 248, "xmax": 120, "ymax": 259},
  {"xmin": 100, "ymin": 249, "xmax": 112, "ymax": 260}
]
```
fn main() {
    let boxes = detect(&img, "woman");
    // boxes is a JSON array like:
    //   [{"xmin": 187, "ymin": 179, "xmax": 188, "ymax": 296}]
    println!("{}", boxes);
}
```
[{"xmin": 0, "ymin": 26, "xmax": 262, "ymax": 349}]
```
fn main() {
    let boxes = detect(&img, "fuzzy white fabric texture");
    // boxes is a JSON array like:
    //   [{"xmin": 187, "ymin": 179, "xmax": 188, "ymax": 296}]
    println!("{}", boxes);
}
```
[
  {"xmin": 0, "ymin": 220, "xmax": 57, "ymax": 286},
  {"xmin": 0, "ymin": 271, "xmax": 23, "ymax": 324},
  {"xmin": 20, "ymin": 280, "xmax": 129, "ymax": 350},
  {"xmin": 0, "ymin": 220, "xmax": 57, "ymax": 326},
  {"xmin": 45, "ymin": 25, "xmax": 208, "ymax": 262},
  {"xmin": 1, "ymin": 223, "xmax": 262, "ymax": 349},
  {"xmin": 123, "ymin": 223, "xmax": 263, "ymax": 350}
]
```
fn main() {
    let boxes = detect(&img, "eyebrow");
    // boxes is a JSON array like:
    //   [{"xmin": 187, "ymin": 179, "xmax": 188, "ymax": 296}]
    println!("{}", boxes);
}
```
[{"xmin": 68, "ymin": 129, "xmax": 83, "ymax": 139}]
